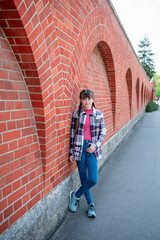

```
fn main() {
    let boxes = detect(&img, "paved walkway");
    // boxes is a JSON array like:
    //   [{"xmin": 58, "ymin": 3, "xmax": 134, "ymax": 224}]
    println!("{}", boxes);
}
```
[{"xmin": 49, "ymin": 105, "xmax": 160, "ymax": 240}]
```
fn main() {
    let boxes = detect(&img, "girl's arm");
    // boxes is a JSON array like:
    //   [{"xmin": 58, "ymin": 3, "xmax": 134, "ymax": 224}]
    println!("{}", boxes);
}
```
[
  {"xmin": 95, "ymin": 113, "xmax": 106, "ymax": 149},
  {"xmin": 69, "ymin": 112, "xmax": 77, "ymax": 157}
]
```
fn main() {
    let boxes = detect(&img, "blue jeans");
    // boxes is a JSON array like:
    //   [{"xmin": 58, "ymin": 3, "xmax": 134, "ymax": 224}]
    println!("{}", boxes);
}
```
[{"xmin": 75, "ymin": 140, "xmax": 98, "ymax": 204}]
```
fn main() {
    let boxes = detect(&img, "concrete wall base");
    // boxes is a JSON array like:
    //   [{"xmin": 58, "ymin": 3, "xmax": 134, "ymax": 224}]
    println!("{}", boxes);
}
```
[{"xmin": 0, "ymin": 110, "xmax": 145, "ymax": 240}]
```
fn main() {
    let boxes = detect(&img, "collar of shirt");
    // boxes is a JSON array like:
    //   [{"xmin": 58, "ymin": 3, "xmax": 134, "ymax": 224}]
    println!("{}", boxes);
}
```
[{"xmin": 80, "ymin": 107, "xmax": 97, "ymax": 117}]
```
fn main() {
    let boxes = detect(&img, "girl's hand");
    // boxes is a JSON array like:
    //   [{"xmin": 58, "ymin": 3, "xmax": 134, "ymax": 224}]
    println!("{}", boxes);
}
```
[
  {"xmin": 69, "ymin": 155, "xmax": 75, "ymax": 162},
  {"xmin": 86, "ymin": 143, "xmax": 96, "ymax": 153}
]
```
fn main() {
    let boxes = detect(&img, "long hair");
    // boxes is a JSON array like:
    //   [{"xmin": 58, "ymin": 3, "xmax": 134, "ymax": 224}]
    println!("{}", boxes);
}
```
[{"xmin": 75, "ymin": 89, "xmax": 96, "ymax": 133}]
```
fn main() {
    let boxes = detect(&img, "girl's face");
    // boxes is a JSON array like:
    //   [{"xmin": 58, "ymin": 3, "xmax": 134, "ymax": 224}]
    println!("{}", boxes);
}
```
[{"xmin": 81, "ymin": 97, "xmax": 94, "ymax": 110}]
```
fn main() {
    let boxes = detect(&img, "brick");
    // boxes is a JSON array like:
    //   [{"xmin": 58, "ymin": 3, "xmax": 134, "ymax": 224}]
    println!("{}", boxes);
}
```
[
  {"xmin": 9, "ymin": 71, "xmax": 23, "ymax": 81},
  {"xmin": 39, "ymin": 4, "xmax": 50, "ymax": 23},
  {"xmin": 12, "ymin": 45, "xmax": 32, "ymax": 54},
  {"xmin": 29, "ymin": 24, "xmax": 42, "ymax": 44},
  {"xmin": 20, "ymin": 54, "xmax": 35, "ymax": 62},
  {"xmin": 15, "ymin": 146, "xmax": 30, "ymax": 159},
  {"xmin": 22, "ymin": 193, "xmax": 30, "ymax": 205},
  {"xmin": 10, "ymin": 159, "xmax": 19, "ymax": 171},
  {"xmin": 8, "ymin": 187, "xmax": 25, "ymax": 205},
  {"xmin": 0, "ymin": 152, "xmax": 13, "ymax": 165},
  {"xmin": 28, "ymin": 171, "xmax": 35, "ymax": 182},
  {"xmin": 15, "ymin": 37, "xmax": 29, "ymax": 45},
  {"xmin": 0, "ymin": 48, "xmax": 13, "ymax": 61},
  {"xmin": 14, "ymin": 199, "xmax": 22, "ymax": 211},
  {"xmin": 0, "ymin": 143, "xmax": 8, "ymax": 155},
  {"xmin": 0, "ymin": 164, "xmax": 10, "ymax": 176},
  {"xmin": 9, "ymin": 140, "xmax": 18, "ymax": 151},
  {"xmin": 0, "ymin": 101, "xmax": 5, "ymax": 111},
  {"xmin": 22, "ymin": 126, "xmax": 36, "ymax": 137},
  {"xmin": 0, "ymin": 80, "xmax": 4, "ymax": 90},
  {"xmin": 10, "ymin": 206, "xmax": 26, "ymax": 226},
  {"xmin": 27, "ymin": 193, "xmax": 41, "ymax": 210},
  {"xmin": 22, "ymin": 4, "xmax": 36, "ymax": 26},
  {"xmin": 15, "ymin": 101, "xmax": 23, "ymax": 109},
  {"xmin": 36, "ymin": 1, "xmax": 43, "ymax": 13},
  {"xmin": 19, "ymin": 156, "xmax": 27, "ymax": 167},
  {"xmin": 12, "ymin": 179, "xmax": 21, "ymax": 191},
  {"xmin": 0, "ymin": 213, "xmax": 2, "ymax": 223},
  {"xmin": 32, "ymin": 14, "xmax": 39, "ymax": 28},
  {"xmin": 0, "ymin": 69, "xmax": 8, "ymax": 80},
  {"xmin": 4, "ymin": 29, "xmax": 27, "ymax": 37},
  {"xmin": 0, "ymin": 199, "xmax": 7, "ymax": 212},
  {"xmin": 19, "ymin": 60, "xmax": 37, "ymax": 69},
  {"xmin": 0, "ymin": 0, "xmax": 16, "ymax": 10},
  {"xmin": 13, "ymin": 81, "xmax": 27, "ymax": 91},
  {"xmin": 18, "ymin": 2, "xmax": 26, "ymax": 16},
  {"xmin": 23, "ymin": 101, "xmax": 32, "ymax": 109},
  {"xmin": 30, "ymin": 188, "xmax": 37, "ymax": 198},
  {"xmin": 26, "ymin": 136, "xmax": 33, "ymax": 145},
  {"xmin": 6, "ymin": 101, "xmax": 15, "ymax": 110},
  {"xmin": 16, "ymin": 120, "xmax": 25, "ymax": 128},
  {"xmin": 21, "ymin": 175, "xmax": 29, "ymax": 185},
  {"xmin": 3, "ymin": 130, "xmax": 21, "ymax": 142},
  {"xmin": 0, "ymin": 111, "xmax": 10, "ymax": 122},
  {"xmin": 3, "ymin": 184, "xmax": 12, "ymax": 198},
  {"xmin": 25, "ymin": 70, "xmax": 39, "ymax": 78},
  {"xmin": 26, "ymin": 177, "xmax": 39, "ymax": 192},
  {"xmin": 11, "ymin": 110, "xmax": 28, "ymax": 120},
  {"xmin": 0, "ymin": 220, "xmax": 8, "ymax": 235},
  {"xmin": 25, "ymin": 21, "xmax": 33, "ymax": 36},
  {"xmin": 7, "ymin": 121, "xmax": 16, "ymax": 130},
  {"xmin": 0, "ymin": 91, "xmax": 18, "ymax": 100},
  {"xmin": 4, "ymin": 206, "xmax": 13, "ymax": 219},
  {"xmin": 6, "ymin": 168, "xmax": 24, "ymax": 185}
]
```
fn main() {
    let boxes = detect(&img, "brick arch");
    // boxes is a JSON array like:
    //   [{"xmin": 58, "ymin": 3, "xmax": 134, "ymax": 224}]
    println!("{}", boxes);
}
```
[
  {"xmin": 148, "ymin": 88, "xmax": 150, "ymax": 101},
  {"xmin": 147, "ymin": 88, "xmax": 150, "ymax": 102},
  {"xmin": 68, "ymin": 32, "xmax": 116, "ymax": 127},
  {"xmin": 80, "ymin": 45, "xmax": 114, "ymax": 140},
  {"xmin": 126, "ymin": 68, "xmax": 132, "ymax": 117},
  {"xmin": 97, "ymin": 41, "xmax": 116, "ymax": 128},
  {"xmin": 146, "ymin": 89, "xmax": 148, "ymax": 102},
  {"xmin": 65, "ymin": 8, "xmax": 116, "ymax": 132},
  {"xmin": 144, "ymin": 86, "xmax": 147, "ymax": 106},
  {"xmin": 0, "ymin": 0, "xmax": 59, "ymax": 191},
  {"xmin": 141, "ymin": 83, "xmax": 144, "ymax": 109},
  {"xmin": 0, "ymin": 27, "xmax": 44, "ymax": 233},
  {"xmin": 136, "ymin": 78, "xmax": 140, "ymax": 111}
]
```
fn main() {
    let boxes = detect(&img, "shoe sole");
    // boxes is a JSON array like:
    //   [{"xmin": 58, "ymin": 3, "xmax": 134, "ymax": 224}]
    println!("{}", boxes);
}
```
[
  {"xmin": 87, "ymin": 214, "xmax": 96, "ymax": 218},
  {"xmin": 87, "ymin": 210, "xmax": 96, "ymax": 218},
  {"xmin": 68, "ymin": 191, "xmax": 76, "ymax": 213}
]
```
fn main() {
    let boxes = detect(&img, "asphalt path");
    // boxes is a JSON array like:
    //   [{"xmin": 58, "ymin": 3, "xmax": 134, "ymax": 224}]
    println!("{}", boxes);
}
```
[{"xmin": 48, "ymin": 105, "xmax": 160, "ymax": 240}]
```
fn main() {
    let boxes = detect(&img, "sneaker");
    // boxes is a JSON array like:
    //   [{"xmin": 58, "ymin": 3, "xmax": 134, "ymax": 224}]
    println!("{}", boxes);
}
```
[
  {"xmin": 69, "ymin": 191, "xmax": 79, "ymax": 213},
  {"xmin": 87, "ymin": 203, "xmax": 96, "ymax": 218}
]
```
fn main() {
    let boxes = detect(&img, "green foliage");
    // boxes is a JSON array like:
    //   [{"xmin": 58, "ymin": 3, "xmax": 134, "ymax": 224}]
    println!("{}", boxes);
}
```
[
  {"xmin": 145, "ymin": 101, "xmax": 159, "ymax": 112},
  {"xmin": 138, "ymin": 36, "xmax": 156, "ymax": 80},
  {"xmin": 156, "ymin": 88, "xmax": 160, "ymax": 97},
  {"xmin": 154, "ymin": 74, "xmax": 160, "ymax": 96}
]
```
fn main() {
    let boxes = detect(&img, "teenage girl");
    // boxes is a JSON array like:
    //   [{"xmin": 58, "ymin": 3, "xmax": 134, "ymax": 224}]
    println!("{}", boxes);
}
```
[{"xmin": 69, "ymin": 89, "xmax": 106, "ymax": 217}]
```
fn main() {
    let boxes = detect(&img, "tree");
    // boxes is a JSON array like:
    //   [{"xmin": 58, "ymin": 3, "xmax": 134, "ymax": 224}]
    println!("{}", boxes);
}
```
[
  {"xmin": 154, "ymin": 74, "xmax": 160, "ymax": 96},
  {"xmin": 138, "ymin": 35, "xmax": 156, "ymax": 80}
]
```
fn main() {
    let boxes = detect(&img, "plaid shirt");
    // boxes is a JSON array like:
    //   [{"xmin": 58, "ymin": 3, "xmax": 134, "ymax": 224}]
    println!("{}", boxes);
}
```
[{"xmin": 69, "ymin": 107, "xmax": 106, "ymax": 161}]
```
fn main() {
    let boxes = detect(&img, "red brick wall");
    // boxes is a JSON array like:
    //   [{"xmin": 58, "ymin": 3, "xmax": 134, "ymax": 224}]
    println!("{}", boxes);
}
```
[
  {"xmin": 0, "ymin": 0, "xmax": 153, "ymax": 234},
  {"xmin": 0, "ymin": 29, "xmax": 43, "ymax": 233}
]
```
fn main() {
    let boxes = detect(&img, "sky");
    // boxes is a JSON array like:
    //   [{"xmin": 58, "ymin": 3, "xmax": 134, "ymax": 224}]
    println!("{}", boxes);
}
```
[{"xmin": 111, "ymin": 0, "xmax": 160, "ymax": 75}]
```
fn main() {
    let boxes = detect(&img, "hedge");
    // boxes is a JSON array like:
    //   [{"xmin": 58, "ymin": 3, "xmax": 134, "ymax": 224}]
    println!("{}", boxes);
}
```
[{"xmin": 145, "ymin": 101, "xmax": 159, "ymax": 112}]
